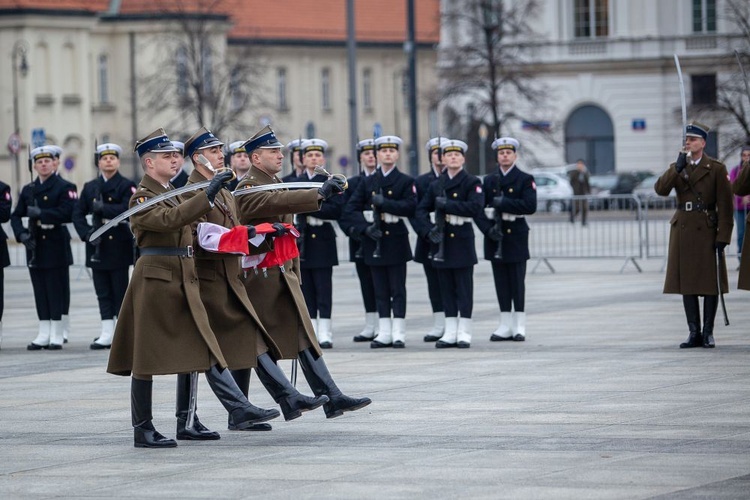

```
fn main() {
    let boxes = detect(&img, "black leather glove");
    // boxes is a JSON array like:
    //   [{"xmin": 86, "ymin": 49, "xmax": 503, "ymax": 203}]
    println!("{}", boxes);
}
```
[
  {"xmin": 491, "ymin": 196, "xmax": 504, "ymax": 210},
  {"xmin": 270, "ymin": 222, "xmax": 288, "ymax": 237},
  {"xmin": 365, "ymin": 224, "xmax": 383, "ymax": 240},
  {"xmin": 487, "ymin": 225, "xmax": 503, "ymax": 242},
  {"xmin": 675, "ymin": 152, "xmax": 688, "ymax": 174},
  {"xmin": 19, "ymin": 232, "xmax": 36, "ymax": 251},
  {"xmin": 318, "ymin": 178, "xmax": 345, "ymax": 200},
  {"xmin": 26, "ymin": 205, "xmax": 42, "ymax": 218},
  {"xmin": 205, "ymin": 170, "xmax": 234, "ymax": 203},
  {"xmin": 371, "ymin": 193, "xmax": 385, "ymax": 208},
  {"xmin": 715, "ymin": 241, "xmax": 727, "ymax": 252},
  {"xmin": 246, "ymin": 225, "xmax": 257, "ymax": 239},
  {"xmin": 92, "ymin": 199, "xmax": 104, "ymax": 215},
  {"xmin": 427, "ymin": 226, "xmax": 443, "ymax": 244},
  {"xmin": 434, "ymin": 196, "xmax": 447, "ymax": 211}
]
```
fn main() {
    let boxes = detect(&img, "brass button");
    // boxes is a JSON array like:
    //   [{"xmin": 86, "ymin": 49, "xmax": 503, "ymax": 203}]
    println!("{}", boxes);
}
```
[
  {"xmin": 108, "ymin": 197, "xmax": 112, "ymax": 201},
  {"xmin": 43, "ymin": 196, "xmax": 48, "ymax": 200},
  {"xmin": 385, "ymin": 231, "xmax": 390, "ymax": 236},
  {"xmin": 388, "ymin": 190, "xmax": 393, "ymax": 195},
  {"xmin": 449, "ymin": 233, "xmax": 455, "ymax": 238},
  {"xmin": 452, "ymin": 193, "xmax": 458, "ymax": 198},
  {"xmin": 109, "ymin": 235, "xmax": 113, "ymax": 240},
  {"xmin": 372, "ymin": 191, "xmax": 376, "ymax": 195},
  {"xmin": 311, "ymin": 234, "xmax": 317, "ymax": 239},
  {"xmin": 506, "ymin": 228, "xmax": 511, "ymax": 234},
  {"xmin": 42, "ymin": 235, "xmax": 47, "ymax": 240},
  {"xmin": 509, "ymin": 188, "xmax": 514, "ymax": 193}
]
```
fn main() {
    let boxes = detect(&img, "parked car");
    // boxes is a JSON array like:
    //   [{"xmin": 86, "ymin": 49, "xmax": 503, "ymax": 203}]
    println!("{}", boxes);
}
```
[
  {"xmin": 633, "ymin": 174, "xmax": 675, "ymax": 207},
  {"xmin": 533, "ymin": 172, "xmax": 573, "ymax": 213},
  {"xmin": 589, "ymin": 172, "xmax": 650, "ymax": 209}
]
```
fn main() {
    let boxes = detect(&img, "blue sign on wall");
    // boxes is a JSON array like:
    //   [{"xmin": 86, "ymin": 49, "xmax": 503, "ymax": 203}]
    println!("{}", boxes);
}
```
[
  {"xmin": 31, "ymin": 128, "xmax": 46, "ymax": 148},
  {"xmin": 632, "ymin": 119, "xmax": 646, "ymax": 131},
  {"xmin": 373, "ymin": 123, "xmax": 382, "ymax": 139}
]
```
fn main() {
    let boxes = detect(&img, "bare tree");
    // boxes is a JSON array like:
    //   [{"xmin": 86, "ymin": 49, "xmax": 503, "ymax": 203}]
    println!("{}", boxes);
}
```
[
  {"xmin": 139, "ymin": 0, "xmax": 266, "ymax": 140},
  {"xmin": 438, "ymin": 0, "xmax": 548, "ymax": 139}
]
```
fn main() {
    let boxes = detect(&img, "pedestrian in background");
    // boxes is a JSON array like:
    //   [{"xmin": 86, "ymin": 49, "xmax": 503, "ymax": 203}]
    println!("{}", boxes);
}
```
[
  {"xmin": 568, "ymin": 159, "xmax": 590, "ymax": 226},
  {"xmin": 729, "ymin": 146, "xmax": 750, "ymax": 259}
]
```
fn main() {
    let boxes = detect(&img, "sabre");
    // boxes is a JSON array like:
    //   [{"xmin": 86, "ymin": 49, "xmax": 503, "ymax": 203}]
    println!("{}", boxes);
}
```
[
  {"xmin": 232, "ymin": 182, "xmax": 324, "ymax": 197},
  {"xmin": 717, "ymin": 248, "xmax": 729, "ymax": 326},
  {"xmin": 185, "ymin": 371, "xmax": 199, "ymax": 430},
  {"xmin": 674, "ymin": 54, "xmax": 688, "ymax": 146}
]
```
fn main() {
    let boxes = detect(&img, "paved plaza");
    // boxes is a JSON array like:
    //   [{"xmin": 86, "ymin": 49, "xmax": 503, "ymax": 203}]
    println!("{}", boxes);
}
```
[{"xmin": 1, "ymin": 254, "xmax": 750, "ymax": 499}]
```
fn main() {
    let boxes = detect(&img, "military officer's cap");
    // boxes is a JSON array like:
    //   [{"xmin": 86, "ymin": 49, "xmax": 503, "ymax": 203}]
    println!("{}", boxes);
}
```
[
  {"xmin": 96, "ymin": 143, "xmax": 122, "ymax": 158},
  {"xmin": 228, "ymin": 141, "xmax": 247, "ymax": 154},
  {"xmin": 356, "ymin": 139, "xmax": 375, "ymax": 154},
  {"xmin": 685, "ymin": 122, "xmax": 709, "ymax": 140},
  {"xmin": 184, "ymin": 127, "xmax": 224, "ymax": 159},
  {"xmin": 424, "ymin": 136, "xmax": 449, "ymax": 153},
  {"xmin": 375, "ymin": 135, "xmax": 403, "ymax": 150},
  {"xmin": 302, "ymin": 138, "xmax": 328, "ymax": 154},
  {"xmin": 171, "ymin": 141, "xmax": 185, "ymax": 155},
  {"xmin": 242, "ymin": 125, "xmax": 284, "ymax": 153},
  {"xmin": 491, "ymin": 137, "xmax": 520, "ymax": 152},
  {"xmin": 30, "ymin": 145, "xmax": 58, "ymax": 162},
  {"xmin": 443, "ymin": 139, "xmax": 468, "ymax": 155},
  {"xmin": 50, "ymin": 145, "xmax": 63, "ymax": 158},
  {"xmin": 286, "ymin": 139, "xmax": 303, "ymax": 154},
  {"xmin": 134, "ymin": 128, "xmax": 179, "ymax": 157}
]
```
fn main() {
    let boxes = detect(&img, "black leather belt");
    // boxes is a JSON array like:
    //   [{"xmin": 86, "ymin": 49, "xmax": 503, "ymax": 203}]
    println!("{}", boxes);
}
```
[
  {"xmin": 678, "ymin": 202, "xmax": 715, "ymax": 212},
  {"xmin": 139, "ymin": 246, "xmax": 193, "ymax": 257}
]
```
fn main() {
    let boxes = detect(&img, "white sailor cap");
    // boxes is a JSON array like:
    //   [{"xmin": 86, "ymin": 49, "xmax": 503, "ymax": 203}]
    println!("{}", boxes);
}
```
[
  {"xmin": 357, "ymin": 139, "xmax": 375, "ymax": 154},
  {"xmin": 375, "ymin": 135, "xmax": 403, "ymax": 150},
  {"xmin": 228, "ymin": 141, "xmax": 247, "ymax": 154},
  {"xmin": 301, "ymin": 138, "xmax": 328, "ymax": 154},
  {"xmin": 442, "ymin": 139, "xmax": 468, "ymax": 155},
  {"xmin": 96, "ymin": 143, "xmax": 122, "ymax": 158},
  {"xmin": 491, "ymin": 137, "xmax": 520, "ymax": 152},
  {"xmin": 286, "ymin": 139, "xmax": 303, "ymax": 153},
  {"xmin": 30, "ymin": 145, "xmax": 58, "ymax": 161},
  {"xmin": 170, "ymin": 141, "xmax": 185, "ymax": 155},
  {"xmin": 424, "ymin": 136, "xmax": 449, "ymax": 153}
]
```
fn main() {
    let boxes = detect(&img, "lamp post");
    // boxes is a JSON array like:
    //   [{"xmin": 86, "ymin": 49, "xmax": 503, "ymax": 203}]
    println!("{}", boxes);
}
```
[
  {"xmin": 478, "ymin": 123, "xmax": 488, "ymax": 175},
  {"xmin": 11, "ymin": 40, "xmax": 29, "ymax": 195}
]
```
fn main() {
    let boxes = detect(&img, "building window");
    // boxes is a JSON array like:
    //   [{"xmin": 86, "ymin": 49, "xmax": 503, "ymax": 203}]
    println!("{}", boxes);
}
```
[
  {"xmin": 176, "ymin": 47, "xmax": 188, "ymax": 97},
  {"xmin": 277, "ymin": 67, "xmax": 288, "ymax": 111},
  {"xmin": 691, "ymin": 74, "xmax": 717, "ymax": 106},
  {"xmin": 321, "ymin": 68, "xmax": 331, "ymax": 111},
  {"xmin": 230, "ymin": 68, "xmax": 242, "ymax": 111},
  {"xmin": 573, "ymin": 0, "xmax": 609, "ymax": 39},
  {"xmin": 363, "ymin": 68, "xmax": 372, "ymax": 110},
  {"xmin": 201, "ymin": 45, "xmax": 213, "ymax": 95},
  {"xmin": 98, "ymin": 54, "xmax": 109, "ymax": 104},
  {"xmin": 692, "ymin": 0, "xmax": 716, "ymax": 33}
]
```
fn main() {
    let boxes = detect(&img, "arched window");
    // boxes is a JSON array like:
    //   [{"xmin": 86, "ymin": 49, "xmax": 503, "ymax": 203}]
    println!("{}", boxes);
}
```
[
  {"xmin": 98, "ymin": 54, "xmax": 109, "ymax": 104},
  {"xmin": 565, "ymin": 104, "xmax": 614, "ymax": 174}
]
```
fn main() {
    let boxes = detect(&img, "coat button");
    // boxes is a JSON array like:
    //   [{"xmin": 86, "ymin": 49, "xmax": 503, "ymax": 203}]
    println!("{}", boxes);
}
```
[
  {"xmin": 372, "ymin": 191, "xmax": 376, "ymax": 195},
  {"xmin": 109, "ymin": 235, "xmax": 113, "ymax": 240},
  {"xmin": 388, "ymin": 190, "xmax": 393, "ymax": 195},
  {"xmin": 449, "ymin": 233, "xmax": 455, "ymax": 238},
  {"xmin": 311, "ymin": 234, "xmax": 317, "ymax": 239},
  {"xmin": 43, "ymin": 195, "xmax": 48, "ymax": 200},
  {"xmin": 42, "ymin": 235, "xmax": 47, "ymax": 239},
  {"xmin": 452, "ymin": 193, "xmax": 458, "ymax": 198},
  {"xmin": 509, "ymin": 188, "xmax": 514, "ymax": 193},
  {"xmin": 385, "ymin": 230, "xmax": 390, "ymax": 236},
  {"xmin": 108, "ymin": 197, "xmax": 112, "ymax": 201},
  {"xmin": 506, "ymin": 229, "xmax": 511, "ymax": 234}
]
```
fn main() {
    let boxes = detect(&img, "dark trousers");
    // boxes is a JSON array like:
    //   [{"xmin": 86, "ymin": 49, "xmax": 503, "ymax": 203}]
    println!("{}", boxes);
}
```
[
  {"xmin": 62, "ymin": 266, "xmax": 70, "ymax": 315},
  {"xmin": 570, "ymin": 198, "xmax": 588, "ymax": 224},
  {"xmin": 92, "ymin": 267, "xmax": 130, "ymax": 319},
  {"xmin": 437, "ymin": 267, "xmax": 473, "ymax": 318},
  {"xmin": 0, "ymin": 267, "xmax": 4, "ymax": 321},
  {"xmin": 370, "ymin": 263, "xmax": 407, "ymax": 318},
  {"xmin": 491, "ymin": 261, "xmax": 526, "ymax": 312},
  {"xmin": 355, "ymin": 260, "xmax": 377, "ymax": 313},
  {"xmin": 423, "ymin": 261, "xmax": 444, "ymax": 313},
  {"xmin": 29, "ymin": 267, "xmax": 68, "ymax": 320},
  {"xmin": 301, "ymin": 267, "xmax": 333, "ymax": 319}
]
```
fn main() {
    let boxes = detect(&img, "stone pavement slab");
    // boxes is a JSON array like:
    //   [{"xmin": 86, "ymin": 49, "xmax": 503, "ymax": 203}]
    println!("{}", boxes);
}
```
[{"xmin": 1, "ymin": 256, "xmax": 750, "ymax": 499}]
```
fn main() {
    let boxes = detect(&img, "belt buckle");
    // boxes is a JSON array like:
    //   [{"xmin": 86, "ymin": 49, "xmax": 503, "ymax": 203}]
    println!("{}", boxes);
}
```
[
  {"xmin": 186, "ymin": 245, "xmax": 194, "ymax": 258},
  {"xmin": 684, "ymin": 201, "xmax": 693, "ymax": 212}
]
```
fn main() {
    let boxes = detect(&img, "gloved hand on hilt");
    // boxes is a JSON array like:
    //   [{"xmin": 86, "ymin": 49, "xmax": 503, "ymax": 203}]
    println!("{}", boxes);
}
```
[{"xmin": 205, "ymin": 170, "xmax": 234, "ymax": 203}]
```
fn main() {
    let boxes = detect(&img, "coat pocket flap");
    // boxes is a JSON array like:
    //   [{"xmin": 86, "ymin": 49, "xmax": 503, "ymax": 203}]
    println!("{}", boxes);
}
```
[{"xmin": 143, "ymin": 264, "xmax": 172, "ymax": 282}]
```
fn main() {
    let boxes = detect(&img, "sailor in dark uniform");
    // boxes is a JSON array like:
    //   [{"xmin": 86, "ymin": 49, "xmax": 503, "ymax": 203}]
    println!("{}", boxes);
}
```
[
  {"xmin": 290, "ymin": 138, "xmax": 343, "ymax": 348},
  {"xmin": 410, "ymin": 137, "xmax": 448, "ymax": 342},
  {"xmin": 169, "ymin": 141, "xmax": 189, "ymax": 188},
  {"xmin": 51, "ymin": 145, "xmax": 75, "ymax": 343},
  {"xmin": 281, "ymin": 139, "xmax": 304, "ymax": 182},
  {"xmin": 415, "ymin": 139, "xmax": 483, "ymax": 348},
  {"xmin": 475, "ymin": 137, "xmax": 537, "ymax": 342},
  {"xmin": 0, "ymin": 180, "xmax": 10, "ymax": 349},
  {"xmin": 339, "ymin": 139, "xmax": 379, "ymax": 342},
  {"xmin": 72, "ymin": 143, "xmax": 137, "ymax": 349},
  {"xmin": 11, "ymin": 145, "xmax": 77, "ymax": 350},
  {"xmin": 341, "ymin": 135, "xmax": 417, "ymax": 348}
]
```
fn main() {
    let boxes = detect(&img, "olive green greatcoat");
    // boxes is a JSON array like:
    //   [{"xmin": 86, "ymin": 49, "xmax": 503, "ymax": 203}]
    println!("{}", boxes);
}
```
[
  {"xmin": 654, "ymin": 155, "xmax": 733, "ymax": 295},
  {"xmin": 107, "ymin": 174, "xmax": 228, "ymax": 376},
  {"xmin": 234, "ymin": 165, "xmax": 322, "ymax": 359},
  {"xmin": 183, "ymin": 170, "xmax": 281, "ymax": 368},
  {"xmin": 732, "ymin": 162, "xmax": 750, "ymax": 290}
]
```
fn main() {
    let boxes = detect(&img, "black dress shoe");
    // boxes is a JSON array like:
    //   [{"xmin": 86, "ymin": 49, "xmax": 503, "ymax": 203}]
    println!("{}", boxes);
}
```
[
  {"xmin": 63, "ymin": 338, "xmax": 68, "ymax": 344},
  {"xmin": 457, "ymin": 341, "xmax": 471, "ymax": 348},
  {"xmin": 229, "ymin": 422, "xmax": 273, "ymax": 431},
  {"xmin": 134, "ymin": 426, "xmax": 177, "ymax": 448},
  {"xmin": 423, "ymin": 334, "xmax": 442, "ymax": 342},
  {"xmin": 435, "ymin": 340, "xmax": 456, "ymax": 348},
  {"xmin": 319, "ymin": 341, "xmax": 333, "ymax": 349},
  {"xmin": 679, "ymin": 333, "xmax": 703, "ymax": 348},
  {"xmin": 703, "ymin": 333, "xmax": 715, "ymax": 348},
  {"xmin": 370, "ymin": 340, "xmax": 392, "ymax": 348},
  {"xmin": 90, "ymin": 340, "xmax": 111, "ymax": 350},
  {"xmin": 176, "ymin": 416, "xmax": 221, "ymax": 440},
  {"xmin": 47, "ymin": 343, "xmax": 63, "ymax": 350},
  {"xmin": 353, "ymin": 334, "xmax": 375, "ymax": 342},
  {"xmin": 489, "ymin": 334, "xmax": 513, "ymax": 342},
  {"xmin": 27, "ymin": 342, "xmax": 48, "ymax": 351},
  {"xmin": 392, "ymin": 340, "xmax": 405, "ymax": 348},
  {"xmin": 512, "ymin": 334, "xmax": 525, "ymax": 342}
]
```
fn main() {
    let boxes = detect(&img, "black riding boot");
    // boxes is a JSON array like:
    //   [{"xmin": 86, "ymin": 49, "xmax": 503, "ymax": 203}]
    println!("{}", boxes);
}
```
[
  {"xmin": 175, "ymin": 373, "xmax": 220, "ymax": 440},
  {"xmin": 204, "ymin": 364, "xmax": 280, "ymax": 430},
  {"xmin": 131, "ymin": 378, "xmax": 177, "ymax": 448},
  {"xmin": 679, "ymin": 295, "xmax": 703, "ymax": 348},
  {"xmin": 298, "ymin": 348, "xmax": 372, "ymax": 419},
  {"xmin": 228, "ymin": 368, "xmax": 272, "ymax": 431},
  {"xmin": 254, "ymin": 353, "xmax": 329, "ymax": 421},
  {"xmin": 702, "ymin": 295, "xmax": 718, "ymax": 348}
]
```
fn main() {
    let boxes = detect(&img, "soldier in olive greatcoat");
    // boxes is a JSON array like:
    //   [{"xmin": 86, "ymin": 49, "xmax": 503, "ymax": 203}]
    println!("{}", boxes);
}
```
[{"xmin": 656, "ymin": 122, "xmax": 733, "ymax": 349}]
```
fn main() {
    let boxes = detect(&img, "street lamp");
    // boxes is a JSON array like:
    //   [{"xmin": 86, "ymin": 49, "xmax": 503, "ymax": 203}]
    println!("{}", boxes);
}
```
[
  {"xmin": 478, "ymin": 123, "xmax": 489, "ymax": 175},
  {"xmin": 11, "ymin": 40, "xmax": 30, "ymax": 195}
]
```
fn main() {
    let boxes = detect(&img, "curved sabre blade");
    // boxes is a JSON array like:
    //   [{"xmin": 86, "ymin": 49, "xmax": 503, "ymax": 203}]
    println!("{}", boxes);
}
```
[
  {"xmin": 89, "ymin": 180, "xmax": 213, "ymax": 242},
  {"xmin": 232, "ymin": 182, "xmax": 324, "ymax": 197},
  {"xmin": 674, "ymin": 54, "xmax": 687, "ymax": 145}
]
